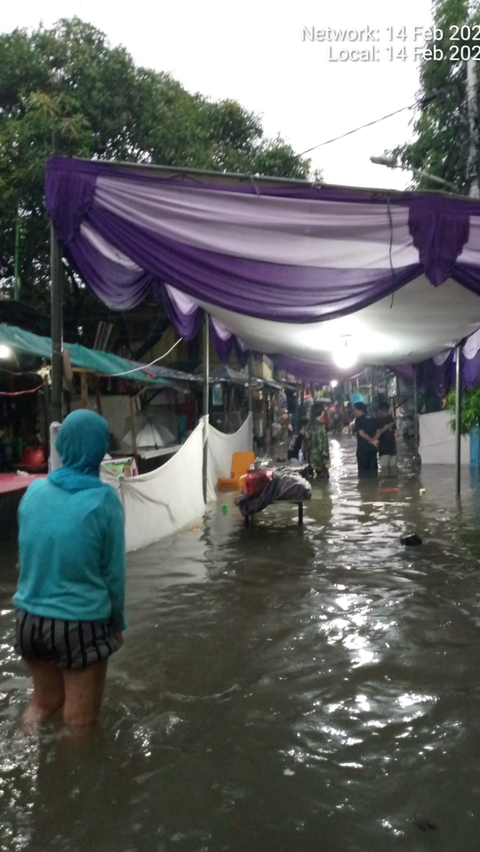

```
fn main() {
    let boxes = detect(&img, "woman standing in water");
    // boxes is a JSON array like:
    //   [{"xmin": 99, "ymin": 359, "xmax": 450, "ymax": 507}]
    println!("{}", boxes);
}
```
[
  {"xmin": 13, "ymin": 409, "xmax": 126, "ymax": 728},
  {"xmin": 305, "ymin": 401, "xmax": 331, "ymax": 478}
]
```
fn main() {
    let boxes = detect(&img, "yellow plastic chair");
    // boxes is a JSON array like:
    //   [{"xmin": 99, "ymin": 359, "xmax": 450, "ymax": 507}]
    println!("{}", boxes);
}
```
[{"xmin": 217, "ymin": 451, "xmax": 255, "ymax": 491}]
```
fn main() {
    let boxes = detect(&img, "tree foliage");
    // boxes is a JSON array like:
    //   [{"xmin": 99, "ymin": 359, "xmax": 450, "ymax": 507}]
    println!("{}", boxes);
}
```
[
  {"xmin": 394, "ymin": 0, "xmax": 480, "ymax": 194},
  {"xmin": 446, "ymin": 386, "xmax": 480, "ymax": 434},
  {"xmin": 0, "ymin": 18, "xmax": 310, "ymax": 319}
]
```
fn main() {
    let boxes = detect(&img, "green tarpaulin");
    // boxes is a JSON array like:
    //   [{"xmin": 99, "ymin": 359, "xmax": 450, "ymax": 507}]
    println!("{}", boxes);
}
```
[{"xmin": 0, "ymin": 324, "xmax": 176, "ymax": 385}]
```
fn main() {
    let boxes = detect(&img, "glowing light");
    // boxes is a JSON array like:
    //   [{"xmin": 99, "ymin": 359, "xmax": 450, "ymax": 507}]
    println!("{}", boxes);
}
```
[
  {"xmin": 0, "ymin": 345, "xmax": 12, "ymax": 359},
  {"xmin": 331, "ymin": 380, "xmax": 338, "ymax": 388},
  {"xmin": 333, "ymin": 337, "xmax": 358, "ymax": 370}
]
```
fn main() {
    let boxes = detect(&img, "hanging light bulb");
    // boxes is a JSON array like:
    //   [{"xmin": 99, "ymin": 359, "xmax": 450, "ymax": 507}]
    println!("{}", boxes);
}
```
[
  {"xmin": 0, "ymin": 345, "xmax": 13, "ymax": 359},
  {"xmin": 330, "ymin": 380, "xmax": 338, "ymax": 389},
  {"xmin": 333, "ymin": 336, "xmax": 358, "ymax": 370}
]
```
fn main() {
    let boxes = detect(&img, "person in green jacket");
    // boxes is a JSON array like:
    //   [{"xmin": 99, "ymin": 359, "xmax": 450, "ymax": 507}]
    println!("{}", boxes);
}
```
[
  {"xmin": 305, "ymin": 402, "xmax": 331, "ymax": 478},
  {"xmin": 13, "ymin": 409, "xmax": 126, "ymax": 728}
]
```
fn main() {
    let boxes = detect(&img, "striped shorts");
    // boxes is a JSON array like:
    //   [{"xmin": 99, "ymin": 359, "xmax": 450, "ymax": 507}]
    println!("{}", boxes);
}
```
[{"xmin": 15, "ymin": 609, "xmax": 119, "ymax": 670}]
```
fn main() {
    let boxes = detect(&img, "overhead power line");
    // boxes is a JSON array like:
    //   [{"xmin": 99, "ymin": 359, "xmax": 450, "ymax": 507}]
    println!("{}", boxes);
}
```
[{"xmin": 290, "ymin": 92, "xmax": 441, "ymax": 163}]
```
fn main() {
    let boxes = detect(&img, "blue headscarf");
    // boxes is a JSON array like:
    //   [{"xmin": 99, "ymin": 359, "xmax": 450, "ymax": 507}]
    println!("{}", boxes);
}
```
[{"xmin": 49, "ymin": 409, "xmax": 110, "ymax": 492}]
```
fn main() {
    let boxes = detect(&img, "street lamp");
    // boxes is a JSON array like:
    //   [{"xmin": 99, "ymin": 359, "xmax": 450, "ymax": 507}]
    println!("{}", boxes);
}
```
[{"xmin": 370, "ymin": 155, "xmax": 459, "ymax": 194}]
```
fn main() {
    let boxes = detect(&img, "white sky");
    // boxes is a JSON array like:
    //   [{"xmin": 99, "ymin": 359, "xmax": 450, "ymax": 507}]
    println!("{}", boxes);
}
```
[{"xmin": 4, "ymin": 0, "xmax": 434, "ymax": 190}]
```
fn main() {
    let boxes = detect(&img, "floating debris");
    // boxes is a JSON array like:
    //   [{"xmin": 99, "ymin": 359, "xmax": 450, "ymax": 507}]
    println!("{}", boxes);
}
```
[
  {"xmin": 413, "ymin": 816, "xmax": 438, "ymax": 832},
  {"xmin": 400, "ymin": 534, "xmax": 423, "ymax": 547}
]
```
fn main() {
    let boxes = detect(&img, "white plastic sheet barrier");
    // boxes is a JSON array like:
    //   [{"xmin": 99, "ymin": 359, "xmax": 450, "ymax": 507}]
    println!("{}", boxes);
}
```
[
  {"xmin": 100, "ymin": 415, "xmax": 252, "ymax": 551},
  {"xmin": 102, "ymin": 421, "xmax": 205, "ymax": 552},
  {"xmin": 419, "ymin": 411, "xmax": 470, "ymax": 465},
  {"xmin": 206, "ymin": 414, "xmax": 253, "ymax": 502}
]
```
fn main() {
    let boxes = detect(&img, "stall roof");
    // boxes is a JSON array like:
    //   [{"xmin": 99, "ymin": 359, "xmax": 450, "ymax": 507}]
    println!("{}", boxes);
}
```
[
  {"xmin": 0, "ymin": 325, "xmax": 201, "ymax": 386},
  {"xmin": 46, "ymin": 156, "xmax": 480, "ymax": 369}
]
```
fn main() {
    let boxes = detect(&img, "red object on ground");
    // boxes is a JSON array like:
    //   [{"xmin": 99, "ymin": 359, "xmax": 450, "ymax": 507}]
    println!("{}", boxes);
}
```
[
  {"xmin": 0, "ymin": 473, "xmax": 46, "ymax": 495},
  {"xmin": 379, "ymin": 488, "xmax": 398, "ymax": 493},
  {"xmin": 244, "ymin": 470, "xmax": 272, "ymax": 497},
  {"xmin": 18, "ymin": 446, "xmax": 47, "ymax": 473}
]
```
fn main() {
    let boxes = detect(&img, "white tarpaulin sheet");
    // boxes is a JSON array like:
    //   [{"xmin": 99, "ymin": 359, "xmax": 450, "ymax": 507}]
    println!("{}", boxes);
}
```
[
  {"xmin": 102, "ymin": 421, "xmax": 205, "ymax": 552},
  {"xmin": 101, "ymin": 416, "xmax": 252, "ymax": 551},
  {"xmin": 207, "ymin": 414, "xmax": 253, "ymax": 502},
  {"xmin": 419, "ymin": 411, "xmax": 470, "ymax": 465}
]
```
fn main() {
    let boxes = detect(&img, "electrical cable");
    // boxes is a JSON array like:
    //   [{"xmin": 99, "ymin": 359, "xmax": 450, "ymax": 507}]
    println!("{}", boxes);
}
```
[
  {"xmin": 0, "ymin": 383, "xmax": 44, "ymax": 396},
  {"xmin": 284, "ymin": 88, "xmax": 447, "ymax": 166},
  {"xmin": 109, "ymin": 337, "xmax": 183, "ymax": 377}
]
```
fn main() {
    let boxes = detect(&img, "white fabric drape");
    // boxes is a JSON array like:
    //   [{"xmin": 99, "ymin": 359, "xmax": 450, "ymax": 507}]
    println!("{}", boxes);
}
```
[
  {"xmin": 206, "ymin": 414, "xmax": 253, "ymax": 502},
  {"xmin": 101, "ymin": 415, "xmax": 252, "ymax": 551},
  {"xmin": 102, "ymin": 421, "xmax": 205, "ymax": 552}
]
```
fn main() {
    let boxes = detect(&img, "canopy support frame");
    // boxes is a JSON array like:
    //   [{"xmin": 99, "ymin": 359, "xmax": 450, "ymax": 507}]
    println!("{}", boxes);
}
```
[
  {"xmin": 413, "ymin": 365, "xmax": 419, "ymax": 462},
  {"xmin": 203, "ymin": 313, "xmax": 210, "ymax": 502},
  {"xmin": 455, "ymin": 343, "xmax": 463, "ymax": 496},
  {"xmin": 50, "ymin": 226, "xmax": 63, "ymax": 423}
]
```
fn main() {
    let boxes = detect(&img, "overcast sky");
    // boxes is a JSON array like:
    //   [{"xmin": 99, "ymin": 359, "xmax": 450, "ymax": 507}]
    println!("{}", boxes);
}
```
[{"xmin": 4, "ymin": 0, "xmax": 434, "ymax": 190}]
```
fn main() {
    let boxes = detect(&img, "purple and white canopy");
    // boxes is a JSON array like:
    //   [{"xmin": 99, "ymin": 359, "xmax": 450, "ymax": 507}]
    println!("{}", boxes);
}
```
[{"xmin": 46, "ymin": 157, "xmax": 480, "ymax": 374}]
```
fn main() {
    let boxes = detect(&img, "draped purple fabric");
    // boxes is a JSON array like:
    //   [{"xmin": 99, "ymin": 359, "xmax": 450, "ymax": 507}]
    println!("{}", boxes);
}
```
[
  {"xmin": 46, "ymin": 156, "xmax": 480, "ymax": 325},
  {"xmin": 45, "ymin": 157, "xmax": 480, "ymax": 376},
  {"xmin": 408, "ymin": 199, "xmax": 470, "ymax": 286}
]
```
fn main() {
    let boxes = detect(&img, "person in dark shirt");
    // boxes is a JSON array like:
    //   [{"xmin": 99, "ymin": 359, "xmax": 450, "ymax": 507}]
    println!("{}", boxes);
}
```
[
  {"xmin": 353, "ymin": 402, "xmax": 378, "ymax": 475},
  {"xmin": 375, "ymin": 402, "xmax": 397, "ymax": 474},
  {"xmin": 288, "ymin": 419, "xmax": 308, "ymax": 461}
]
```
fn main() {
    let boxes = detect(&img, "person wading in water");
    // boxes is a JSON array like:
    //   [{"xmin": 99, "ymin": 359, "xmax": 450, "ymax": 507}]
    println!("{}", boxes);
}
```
[
  {"xmin": 13, "ymin": 409, "xmax": 126, "ymax": 728},
  {"xmin": 353, "ymin": 402, "xmax": 379, "ymax": 476},
  {"xmin": 305, "ymin": 401, "xmax": 331, "ymax": 478}
]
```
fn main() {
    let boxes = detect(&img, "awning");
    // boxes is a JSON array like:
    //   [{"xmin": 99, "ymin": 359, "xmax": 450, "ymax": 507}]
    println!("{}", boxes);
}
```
[
  {"xmin": 0, "ymin": 324, "xmax": 199, "ymax": 386},
  {"xmin": 45, "ymin": 157, "xmax": 480, "ymax": 368}
]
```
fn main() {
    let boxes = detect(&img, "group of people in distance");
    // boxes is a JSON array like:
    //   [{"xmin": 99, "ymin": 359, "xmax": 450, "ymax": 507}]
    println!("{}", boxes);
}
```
[
  {"xmin": 353, "ymin": 401, "xmax": 396, "ymax": 475},
  {"xmin": 288, "ymin": 399, "xmax": 397, "ymax": 479}
]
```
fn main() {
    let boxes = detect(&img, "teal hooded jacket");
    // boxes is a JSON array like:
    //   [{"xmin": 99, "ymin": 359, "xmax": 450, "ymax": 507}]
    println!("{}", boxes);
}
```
[{"xmin": 14, "ymin": 410, "xmax": 127, "ymax": 630}]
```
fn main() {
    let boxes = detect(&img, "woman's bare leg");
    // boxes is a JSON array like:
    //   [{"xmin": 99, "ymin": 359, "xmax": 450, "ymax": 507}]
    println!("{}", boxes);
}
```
[
  {"xmin": 23, "ymin": 661, "xmax": 65, "ymax": 725},
  {"xmin": 62, "ymin": 660, "xmax": 108, "ymax": 728}
]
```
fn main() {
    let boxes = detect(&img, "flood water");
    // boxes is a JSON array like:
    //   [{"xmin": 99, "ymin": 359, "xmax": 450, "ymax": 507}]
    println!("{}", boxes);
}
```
[{"xmin": 2, "ymin": 437, "xmax": 480, "ymax": 851}]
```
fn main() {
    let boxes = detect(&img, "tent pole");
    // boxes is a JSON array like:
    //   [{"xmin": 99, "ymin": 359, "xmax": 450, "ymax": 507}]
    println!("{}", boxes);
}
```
[
  {"xmin": 203, "ymin": 313, "xmax": 209, "ymax": 502},
  {"xmin": 413, "ymin": 365, "xmax": 419, "ymax": 461},
  {"xmin": 50, "ymin": 225, "xmax": 63, "ymax": 423},
  {"xmin": 248, "ymin": 352, "xmax": 254, "ymax": 450},
  {"xmin": 455, "ymin": 343, "xmax": 462, "ymax": 496}
]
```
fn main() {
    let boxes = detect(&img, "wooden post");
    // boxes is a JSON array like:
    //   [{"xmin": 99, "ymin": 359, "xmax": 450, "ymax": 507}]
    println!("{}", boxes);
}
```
[
  {"xmin": 129, "ymin": 396, "xmax": 138, "ymax": 455},
  {"xmin": 80, "ymin": 371, "xmax": 89, "ymax": 408},
  {"xmin": 94, "ymin": 376, "xmax": 103, "ymax": 415}
]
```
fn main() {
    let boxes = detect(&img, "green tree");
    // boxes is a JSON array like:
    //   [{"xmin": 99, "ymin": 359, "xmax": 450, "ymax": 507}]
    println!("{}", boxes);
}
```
[
  {"xmin": 0, "ymin": 18, "xmax": 311, "ymax": 324},
  {"xmin": 394, "ymin": 0, "xmax": 480, "ymax": 194}
]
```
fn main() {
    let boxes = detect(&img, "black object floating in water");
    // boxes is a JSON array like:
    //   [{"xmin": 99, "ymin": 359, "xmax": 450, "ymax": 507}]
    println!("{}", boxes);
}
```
[
  {"xmin": 413, "ymin": 816, "xmax": 438, "ymax": 832},
  {"xmin": 400, "ymin": 534, "xmax": 423, "ymax": 547}
]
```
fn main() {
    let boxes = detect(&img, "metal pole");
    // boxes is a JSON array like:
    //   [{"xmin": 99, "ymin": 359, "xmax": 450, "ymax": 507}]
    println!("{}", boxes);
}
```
[
  {"xmin": 203, "ymin": 313, "xmax": 209, "ymax": 502},
  {"xmin": 455, "ymin": 343, "xmax": 462, "ymax": 496},
  {"xmin": 413, "ymin": 364, "xmax": 419, "ymax": 460},
  {"xmin": 467, "ymin": 57, "xmax": 480, "ymax": 198},
  {"xmin": 247, "ymin": 352, "xmax": 254, "ymax": 450},
  {"xmin": 50, "ymin": 225, "xmax": 63, "ymax": 423}
]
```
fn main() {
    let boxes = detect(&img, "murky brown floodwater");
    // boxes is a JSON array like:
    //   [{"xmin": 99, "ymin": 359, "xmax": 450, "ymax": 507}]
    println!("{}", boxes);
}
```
[{"xmin": 2, "ymin": 437, "xmax": 480, "ymax": 851}]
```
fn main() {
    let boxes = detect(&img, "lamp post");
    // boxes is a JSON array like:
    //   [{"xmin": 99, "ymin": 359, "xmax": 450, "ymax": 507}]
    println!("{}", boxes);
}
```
[{"xmin": 370, "ymin": 155, "xmax": 459, "ymax": 194}]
